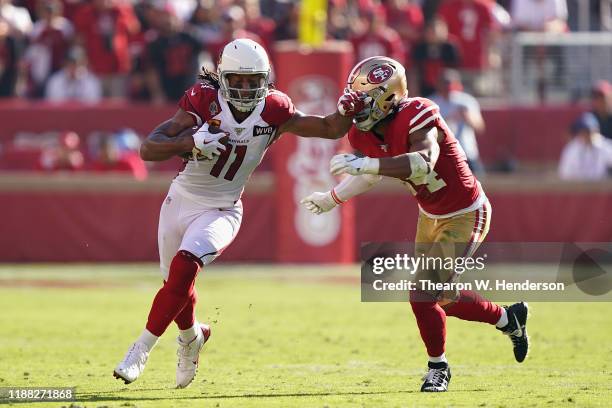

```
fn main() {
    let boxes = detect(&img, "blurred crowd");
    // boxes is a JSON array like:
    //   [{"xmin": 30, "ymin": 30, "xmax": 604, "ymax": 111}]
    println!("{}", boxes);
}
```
[
  {"xmin": 2, "ymin": 128, "xmax": 149, "ymax": 178},
  {"xmin": 0, "ymin": 0, "xmax": 610, "ymax": 180},
  {"xmin": 0, "ymin": 0, "xmax": 607, "ymax": 103}
]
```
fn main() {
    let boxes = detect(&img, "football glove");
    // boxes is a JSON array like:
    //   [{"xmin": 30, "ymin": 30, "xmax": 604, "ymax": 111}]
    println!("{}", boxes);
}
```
[
  {"xmin": 330, "ymin": 153, "xmax": 379, "ymax": 176},
  {"xmin": 337, "ymin": 91, "xmax": 372, "ymax": 117},
  {"xmin": 300, "ymin": 191, "xmax": 343, "ymax": 215},
  {"xmin": 192, "ymin": 125, "xmax": 228, "ymax": 160}
]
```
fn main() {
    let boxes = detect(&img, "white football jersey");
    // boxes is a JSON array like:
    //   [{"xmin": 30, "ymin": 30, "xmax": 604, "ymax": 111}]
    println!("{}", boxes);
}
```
[{"xmin": 173, "ymin": 83, "xmax": 295, "ymax": 207}]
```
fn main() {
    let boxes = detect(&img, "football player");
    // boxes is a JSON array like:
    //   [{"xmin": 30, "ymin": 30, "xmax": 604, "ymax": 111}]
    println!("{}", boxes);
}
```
[
  {"xmin": 113, "ymin": 38, "xmax": 362, "ymax": 387},
  {"xmin": 301, "ymin": 56, "xmax": 529, "ymax": 392}
]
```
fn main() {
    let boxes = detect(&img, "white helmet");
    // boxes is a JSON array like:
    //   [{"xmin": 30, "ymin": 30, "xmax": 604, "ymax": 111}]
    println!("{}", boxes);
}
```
[{"xmin": 217, "ymin": 38, "xmax": 271, "ymax": 112}]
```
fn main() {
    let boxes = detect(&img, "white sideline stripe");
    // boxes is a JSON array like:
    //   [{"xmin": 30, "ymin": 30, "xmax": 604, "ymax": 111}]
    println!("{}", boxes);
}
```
[
  {"xmin": 410, "ymin": 114, "xmax": 439, "ymax": 134},
  {"xmin": 466, "ymin": 201, "xmax": 489, "ymax": 258},
  {"xmin": 409, "ymin": 105, "xmax": 437, "ymax": 126}
]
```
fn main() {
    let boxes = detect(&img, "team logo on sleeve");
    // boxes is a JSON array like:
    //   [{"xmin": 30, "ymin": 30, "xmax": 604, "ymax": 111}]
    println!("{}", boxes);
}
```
[
  {"xmin": 367, "ymin": 64, "xmax": 394, "ymax": 84},
  {"xmin": 253, "ymin": 125, "xmax": 275, "ymax": 137},
  {"xmin": 209, "ymin": 101, "xmax": 219, "ymax": 116}
]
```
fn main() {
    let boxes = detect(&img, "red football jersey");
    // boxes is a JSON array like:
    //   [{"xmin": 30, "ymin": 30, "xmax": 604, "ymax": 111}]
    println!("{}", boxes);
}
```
[
  {"xmin": 177, "ymin": 81, "xmax": 295, "ymax": 129},
  {"xmin": 437, "ymin": 0, "xmax": 495, "ymax": 70},
  {"xmin": 348, "ymin": 97, "xmax": 481, "ymax": 216}
]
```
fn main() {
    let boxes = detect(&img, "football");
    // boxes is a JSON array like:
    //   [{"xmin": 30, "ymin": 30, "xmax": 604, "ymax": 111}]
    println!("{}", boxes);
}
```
[{"xmin": 180, "ymin": 125, "xmax": 229, "ymax": 160}]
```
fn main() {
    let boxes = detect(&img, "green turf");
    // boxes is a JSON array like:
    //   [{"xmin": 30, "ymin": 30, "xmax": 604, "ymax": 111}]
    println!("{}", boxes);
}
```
[{"xmin": 0, "ymin": 264, "xmax": 610, "ymax": 408}]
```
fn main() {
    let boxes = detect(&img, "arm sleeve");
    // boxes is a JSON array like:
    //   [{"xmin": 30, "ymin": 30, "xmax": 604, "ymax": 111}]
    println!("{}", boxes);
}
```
[
  {"xmin": 408, "ymin": 100, "xmax": 441, "ymax": 134},
  {"xmin": 334, "ymin": 174, "xmax": 382, "ymax": 202},
  {"xmin": 178, "ymin": 85, "xmax": 207, "ymax": 126}
]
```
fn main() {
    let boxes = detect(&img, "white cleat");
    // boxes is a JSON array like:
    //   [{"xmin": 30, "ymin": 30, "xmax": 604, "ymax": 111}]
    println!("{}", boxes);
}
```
[
  {"xmin": 113, "ymin": 342, "xmax": 150, "ymax": 384},
  {"xmin": 176, "ymin": 324, "xmax": 211, "ymax": 389}
]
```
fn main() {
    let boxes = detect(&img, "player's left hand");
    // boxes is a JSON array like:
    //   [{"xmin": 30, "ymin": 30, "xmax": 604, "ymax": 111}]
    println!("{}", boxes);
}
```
[
  {"xmin": 337, "ymin": 91, "xmax": 371, "ymax": 117},
  {"xmin": 330, "ymin": 153, "xmax": 379, "ymax": 176},
  {"xmin": 300, "ymin": 191, "xmax": 337, "ymax": 214}
]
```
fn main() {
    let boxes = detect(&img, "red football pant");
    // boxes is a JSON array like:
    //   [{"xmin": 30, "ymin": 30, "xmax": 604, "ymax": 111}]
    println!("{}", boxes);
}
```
[
  {"xmin": 146, "ymin": 250, "xmax": 202, "ymax": 337},
  {"xmin": 442, "ymin": 290, "xmax": 503, "ymax": 325},
  {"xmin": 410, "ymin": 290, "xmax": 447, "ymax": 357},
  {"xmin": 174, "ymin": 290, "xmax": 198, "ymax": 330},
  {"xmin": 410, "ymin": 290, "xmax": 502, "ymax": 357}
]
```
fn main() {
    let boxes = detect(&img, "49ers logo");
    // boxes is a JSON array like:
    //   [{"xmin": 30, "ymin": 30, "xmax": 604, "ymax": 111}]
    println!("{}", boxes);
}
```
[{"xmin": 367, "ymin": 64, "xmax": 394, "ymax": 84}]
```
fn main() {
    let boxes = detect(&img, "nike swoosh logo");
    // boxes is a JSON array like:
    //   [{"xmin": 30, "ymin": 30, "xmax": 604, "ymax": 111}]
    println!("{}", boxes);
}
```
[{"xmin": 512, "ymin": 314, "xmax": 523, "ymax": 337}]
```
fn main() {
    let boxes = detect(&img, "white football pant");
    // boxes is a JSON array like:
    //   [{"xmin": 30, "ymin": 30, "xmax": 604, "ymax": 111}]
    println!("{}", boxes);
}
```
[{"xmin": 157, "ymin": 184, "xmax": 243, "ymax": 280}]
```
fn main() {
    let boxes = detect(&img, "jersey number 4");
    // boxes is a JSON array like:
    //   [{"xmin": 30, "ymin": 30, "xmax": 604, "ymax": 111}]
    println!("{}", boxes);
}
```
[
  {"xmin": 405, "ymin": 170, "xmax": 447, "ymax": 194},
  {"xmin": 210, "ymin": 144, "xmax": 247, "ymax": 181}
]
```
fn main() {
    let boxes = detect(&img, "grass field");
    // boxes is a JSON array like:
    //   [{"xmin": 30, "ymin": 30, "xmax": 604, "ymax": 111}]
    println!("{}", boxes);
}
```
[{"xmin": 0, "ymin": 264, "xmax": 610, "ymax": 408}]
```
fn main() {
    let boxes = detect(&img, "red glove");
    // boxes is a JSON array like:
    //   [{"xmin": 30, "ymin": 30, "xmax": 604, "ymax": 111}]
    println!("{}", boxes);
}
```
[{"xmin": 337, "ymin": 91, "xmax": 370, "ymax": 117}]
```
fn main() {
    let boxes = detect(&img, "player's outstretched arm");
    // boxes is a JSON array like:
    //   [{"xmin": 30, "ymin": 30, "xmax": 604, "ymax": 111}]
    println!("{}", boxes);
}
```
[
  {"xmin": 329, "ymin": 127, "xmax": 440, "ymax": 181},
  {"xmin": 139, "ymin": 109, "xmax": 197, "ymax": 162},
  {"xmin": 279, "ymin": 91, "xmax": 370, "ymax": 139},
  {"xmin": 279, "ymin": 110, "xmax": 353, "ymax": 140},
  {"xmin": 301, "ymin": 174, "xmax": 382, "ymax": 214}
]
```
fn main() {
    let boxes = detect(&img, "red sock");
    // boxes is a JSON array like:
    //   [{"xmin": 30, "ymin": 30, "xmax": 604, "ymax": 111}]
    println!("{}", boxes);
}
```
[
  {"xmin": 174, "ymin": 289, "xmax": 198, "ymax": 330},
  {"xmin": 146, "ymin": 251, "xmax": 202, "ymax": 337},
  {"xmin": 442, "ymin": 290, "xmax": 502, "ymax": 325},
  {"xmin": 410, "ymin": 291, "xmax": 447, "ymax": 357}
]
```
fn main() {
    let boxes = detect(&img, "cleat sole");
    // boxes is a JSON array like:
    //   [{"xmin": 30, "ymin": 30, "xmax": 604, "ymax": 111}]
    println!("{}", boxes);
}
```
[{"xmin": 113, "ymin": 371, "xmax": 132, "ymax": 385}]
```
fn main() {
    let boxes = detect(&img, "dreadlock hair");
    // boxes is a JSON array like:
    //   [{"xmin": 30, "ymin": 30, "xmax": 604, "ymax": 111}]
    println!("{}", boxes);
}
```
[
  {"xmin": 196, "ymin": 66, "xmax": 276, "ymax": 90},
  {"xmin": 197, "ymin": 66, "xmax": 221, "ymax": 88}
]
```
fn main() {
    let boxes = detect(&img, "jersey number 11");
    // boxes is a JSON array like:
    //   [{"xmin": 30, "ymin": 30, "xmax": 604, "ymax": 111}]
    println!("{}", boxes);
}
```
[{"xmin": 209, "ymin": 144, "xmax": 247, "ymax": 181}]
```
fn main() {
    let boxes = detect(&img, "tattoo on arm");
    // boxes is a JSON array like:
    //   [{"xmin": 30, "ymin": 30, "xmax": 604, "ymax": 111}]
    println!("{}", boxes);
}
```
[{"xmin": 140, "ymin": 110, "xmax": 197, "ymax": 161}]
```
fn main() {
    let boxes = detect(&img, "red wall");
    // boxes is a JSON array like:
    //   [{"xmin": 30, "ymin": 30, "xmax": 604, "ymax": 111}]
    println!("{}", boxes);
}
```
[{"xmin": 1, "ymin": 187, "xmax": 610, "ymax": 263}]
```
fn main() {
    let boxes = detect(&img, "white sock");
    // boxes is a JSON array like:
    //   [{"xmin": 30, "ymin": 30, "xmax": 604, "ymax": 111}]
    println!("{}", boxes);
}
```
[
  {"xmin": 495, "ymin": 308, "xmax": 509, "ymax": 328},
  {"xmin": 179, "ymin": 322, "xmax": 200, "ymax": 343},
  {"xmin": 429, "ymin": 353, "xmax": 448, "ymax": 364},
  {"xmin": 137, "ymin": 329, "xmax": 159, "ymax": 351}
]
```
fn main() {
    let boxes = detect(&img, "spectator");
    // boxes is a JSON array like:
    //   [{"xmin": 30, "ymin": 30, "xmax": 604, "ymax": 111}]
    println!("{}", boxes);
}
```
[
  {"xmin": 23, "ymin": 0, "xmax": 74, "ymax": 98},
  {"xmin": 412, "ymin": 18, "xmax": 460, "ymax": 97},
  {"xmin": 0, "ymin": 0, "xmax": 32, "ymax": 37},
  {"xmin": 39, "ymin": 131, "xmax": 85, "ymax": 171},
  {"xmin": 511, "ymin": 0, "xmax": 567, "ymax": 32},
  {"xmin": 273, "ymin": 1, "xmax": 299, "ymax": 41},
  {"xmin": 0, "ymin": 19, "xmax": 19, "ymax": 98},
  {"xmin": 590, "ymin": 80, "xmax": 612, "ymax": 139},
  {"xmin": 145, "ymin": 7, "xmax": 201, "ymax": 102},
  {"xmin": 0, "ymin": 19, "xmax": 19, "ymax": 97},
  {"xmin": 166, "ymin": 0, "xmax": 198, "ymax": 23},
  {"xmin": 430, "ymin": 69, "xmax": 485, "ymax": 173},
  {"xmin": 206, "ymin": 6, "xmax": 264, "ymax": 64},
  {"xmin": 437, "ymin": 0, "xmax": 497, "ymax": 91},
  {"xmin": 327, "ymin": 0, "xmax": 352, "ymax": 40},
  {"xmin": 189, "ymin": 0, "xmax": 223, "ymax": 44},
  {"xmin": 383, "ymin": 0, "xmax": 424, "ymax": 61},
  {"xmin": 349, "ymin": 8, "xmax": 405, "ymax": 66},
  {"xmin": 237, "ymin": 0, "xmax": 276, "ymax": 51},
  {"xmin": 90, "ymin": 136, "xmax": 148, "ymax": 180},
  {"xmin": 559, "ymin": 113, "xmax": 612, "ymax": 180},
  {"xmin": 73, "ymin": 0, "xmax": 140, "ymax": 98},
  {"xmin": 45, "ymin": 48, "xmax": 102, "ymax": 103}
]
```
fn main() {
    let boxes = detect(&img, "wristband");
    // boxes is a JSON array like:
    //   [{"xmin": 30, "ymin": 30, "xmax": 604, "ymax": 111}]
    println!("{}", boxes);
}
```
[{"xmin": 330, "ymin": 188, "xmax": 345, "ymax": 205}]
